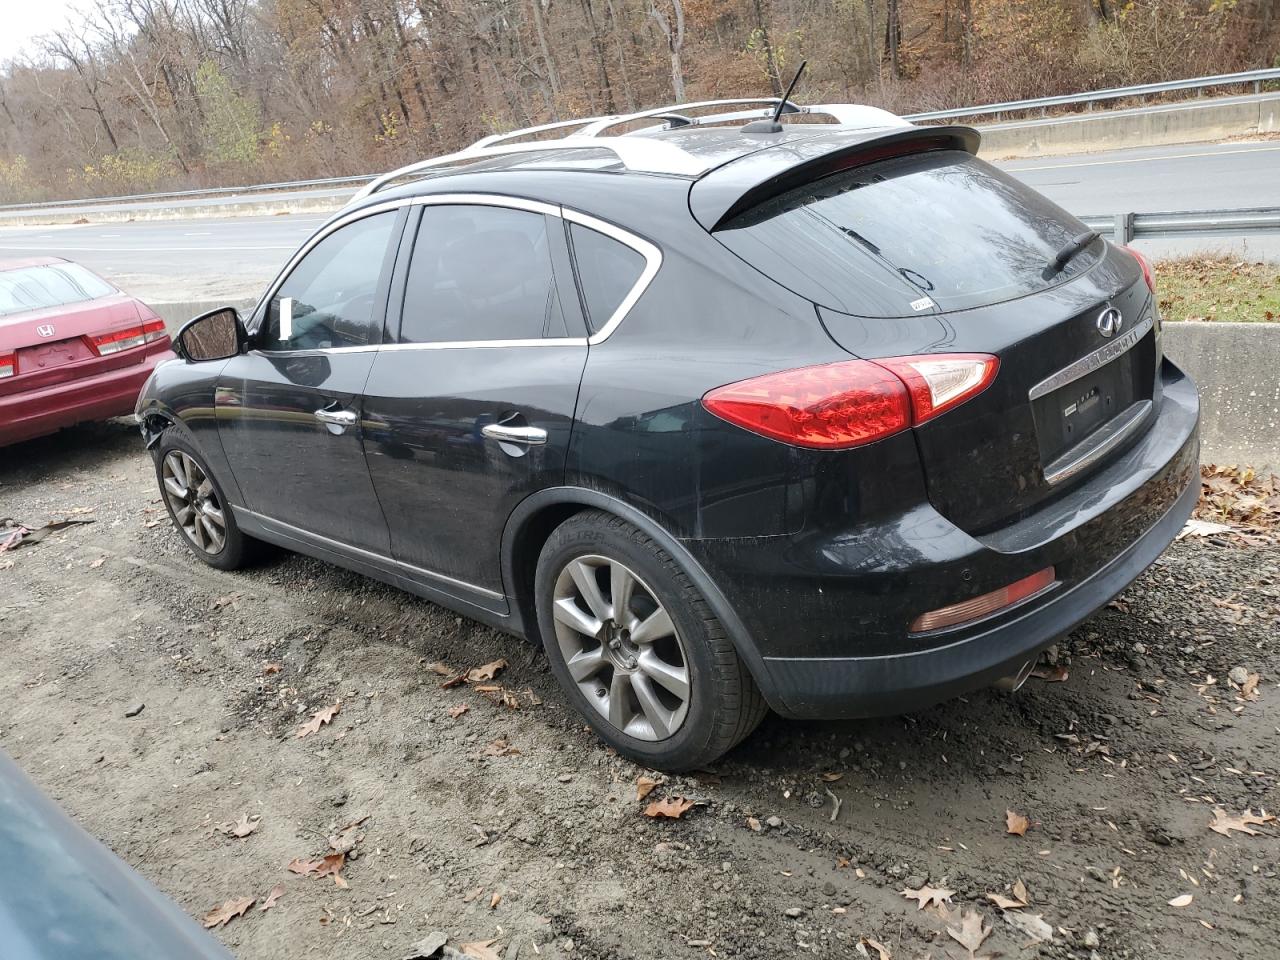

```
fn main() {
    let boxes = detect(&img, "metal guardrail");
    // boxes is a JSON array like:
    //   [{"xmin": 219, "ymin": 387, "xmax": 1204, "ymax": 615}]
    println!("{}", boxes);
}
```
[
  {"xmin": 1080, "ymin": 207, "xmax": 1280, "ymax": 242},
  {"xmin": 906, "ymin": 67, "xmax": 1280, "ymax": 122},
  {"xmin": 0, "ymin": 68, "xmax": 1277, "ymax": 214}
]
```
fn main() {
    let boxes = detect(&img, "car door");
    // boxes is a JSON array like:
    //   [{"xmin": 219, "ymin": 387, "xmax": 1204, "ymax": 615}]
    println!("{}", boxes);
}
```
[
  {"xmin": 361, "ymin": 198, "xmax": 588, "ymax": 604},
  {"xmin": 215, "ymin": 207, "xmax": 406, "ymax": 554}
]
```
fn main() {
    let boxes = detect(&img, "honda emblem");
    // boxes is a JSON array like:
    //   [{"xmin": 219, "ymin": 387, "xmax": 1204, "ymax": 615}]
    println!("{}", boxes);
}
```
[{"xmin": 36, "ymin": 323, "xmax": 56, "ymax": 338}]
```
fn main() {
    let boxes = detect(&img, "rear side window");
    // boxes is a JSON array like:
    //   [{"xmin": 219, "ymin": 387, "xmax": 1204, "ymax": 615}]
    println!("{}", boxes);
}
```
[
  {"xmin": 714, "ymin": 150, "xmax": 1101, "ymax": 317},
  {"xmin": 568, "ymin": 223, "xmax": 645, "ymax": 333},
  {"xmin": 399, "ymin": 205, "xmax": 568, "ymax": 343},
  {"xmin": 0, "ymin": 263, "xmax": 114, "ymax": 318}
]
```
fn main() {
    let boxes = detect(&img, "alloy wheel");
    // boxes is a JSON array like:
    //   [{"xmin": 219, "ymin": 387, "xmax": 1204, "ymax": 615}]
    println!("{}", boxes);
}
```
[
  {"xmin": 551, "ymin": 554, "xmax": 691, "ymax": 741},
  {"xmin": 161, "ymin": 450, "xmax": 226, "ymax": 554}
]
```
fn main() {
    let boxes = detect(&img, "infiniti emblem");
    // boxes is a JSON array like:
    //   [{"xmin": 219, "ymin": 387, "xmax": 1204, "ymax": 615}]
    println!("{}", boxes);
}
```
[
  {"xmin": 1095, "ymin": 307, "xmax": 1122, "ymax": 339},
  {"xmin": 36, "ymin": 323, "xmax": 56, "ymax": 338}
]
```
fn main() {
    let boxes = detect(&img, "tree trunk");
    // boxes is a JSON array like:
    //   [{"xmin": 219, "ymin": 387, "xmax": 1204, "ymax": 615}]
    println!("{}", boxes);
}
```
[
  {"xmin": 751, "ymin": 0, "xmax": 783, "ymax": 96},
  {"xmin": 529, "ymin": 0, "xmax": 561, "ymax": 116},
  {"xmin": 648, "ymin": 0, "xmax": 687, "ymax": 103}
]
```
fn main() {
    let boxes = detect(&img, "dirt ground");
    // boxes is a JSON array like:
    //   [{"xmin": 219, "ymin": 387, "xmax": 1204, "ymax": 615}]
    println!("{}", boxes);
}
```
[{"xmin": 1, "ymin": 421, "xmax": 1277, "ymax": 960}]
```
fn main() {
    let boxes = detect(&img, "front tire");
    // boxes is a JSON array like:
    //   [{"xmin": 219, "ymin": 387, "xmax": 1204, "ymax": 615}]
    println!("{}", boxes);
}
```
[
  {"xmin": 153, "ymin": 426, "xmax": 256, "ymax": 571},
  {"xmin": 535, "ymin": 510, "xmax": 767, "ymax": 771}
]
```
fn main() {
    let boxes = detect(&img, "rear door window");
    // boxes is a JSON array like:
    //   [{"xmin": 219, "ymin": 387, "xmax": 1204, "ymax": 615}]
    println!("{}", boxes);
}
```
[
  {"xmin": 713, "ymin": 149, "xmax": 1102, "ymax": 317},
  {"xmin": 567, "ymin": 223, "xmax": 646, "ymax": 334},
  {"xmin": 0, "ymin": 263, "xmax": 114, "ymax": 318},
  {"xmin": 398, "ymin": 204, "xmax": 569, "ymax": 343}
]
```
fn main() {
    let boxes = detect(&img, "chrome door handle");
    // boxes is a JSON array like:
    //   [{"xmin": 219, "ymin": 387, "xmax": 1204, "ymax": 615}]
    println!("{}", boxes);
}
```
[
  {"xmin": 314, "ymin": 407, "xmax": 358, "ymax": 427},
  {"xmin": 481, "ymin": 423, "xmax": 547, "ymax": 445}
]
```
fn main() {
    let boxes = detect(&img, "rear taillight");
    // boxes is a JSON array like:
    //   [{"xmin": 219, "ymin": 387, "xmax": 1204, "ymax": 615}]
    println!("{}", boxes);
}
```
[
  {"xmin": 702, "ymin": 353, "xmax": 998, "ymax": 450},
  {"xmin": 88, "ymin": 319, "xmax": 167, "ymax": 355},
  {"xmin": 0, "ymin": 352, "xmax": 15, "ymax": 378},
  {"xmin": 875, "ymin": 354, "xmax": 999, "ymax": 423},
  {"xmin": 1123, "ymin": 246, "xmax": 1156, "ymax": 294}
]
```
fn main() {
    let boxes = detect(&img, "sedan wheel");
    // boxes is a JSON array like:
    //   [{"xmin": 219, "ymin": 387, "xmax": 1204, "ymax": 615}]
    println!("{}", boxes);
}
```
[
  {"xmin": 550, "ymin": 554, "xmax": 691, "ymax": 741},
  {"xmin": 161, "ymin": 450, "xmax": 227, "ymax": 555}
]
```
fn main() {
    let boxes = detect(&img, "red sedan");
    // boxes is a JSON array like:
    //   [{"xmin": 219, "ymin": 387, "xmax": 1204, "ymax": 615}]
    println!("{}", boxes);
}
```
[{"xmin": 0, "ymin": 257, "xmax": 174, "ymax": 447}]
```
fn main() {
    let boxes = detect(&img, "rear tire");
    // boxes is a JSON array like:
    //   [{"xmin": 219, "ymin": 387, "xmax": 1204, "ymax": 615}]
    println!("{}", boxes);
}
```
[
  {"xmin": 153, "ymin": 425, "xmax": 258, "ymax": 571},
  {"xmin": 535, "ymin": 510, "xmax": 767, "ymax": 771}
]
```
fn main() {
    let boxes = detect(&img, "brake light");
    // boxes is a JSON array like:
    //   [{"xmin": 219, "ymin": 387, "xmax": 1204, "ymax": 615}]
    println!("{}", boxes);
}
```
[
  {"xmin": 909, "ymin": 567, "xmax": 1056, "ymax": 634},
  {"xmin": 88, "ymin": 319, "xmax": 168, "ymax": 355},
  {"xmin": 0, "ymin": 352, "xmax": 15, "ymax": 378},
  {"xmin": 702, "ymin": 353, "xmax": 997, "ymax": 449},
  {"xmin": 1123, "ymin": 245, "xmax": 1155, "ymax": 294}
]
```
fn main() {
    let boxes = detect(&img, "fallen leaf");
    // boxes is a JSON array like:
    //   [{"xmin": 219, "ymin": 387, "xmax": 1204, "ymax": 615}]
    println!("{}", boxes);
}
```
[
  {"xmin": 489, "ymin": 890, "xmax": 502, "ymax": 909},
  {"xmin": 858, "ymin": 936, "xmax": 891, "ymax": 960},
  {"xmin": 286, "ymin": 857, "xmax": 322, "ymax": 875},
  {"xmin": 1177, "ymin": 518, "xmax": 1232, "ymax": 540},
  {"xmin": 900, "ymin": 884, "xmax": 955, "ymax": 910},
  {"xmin": 404, "ymin": 932, "xmax": 449, "ymax": 959},
  {"xmin": 1030, "ymin": 664, "xmax": 1069, "ymax": 683},
  {"xmin": 1208, "ymin": 808, "xmax": 1275, "ymax": 836},
  {"xmin": 986, "ymin": 891, "xmax": 1027, "ymax": 910},
  {"xmin": 947, "ymin": 908, "xmax": 993, "ymax": 956},
  {"xmin": 1012, "ymin": 878, "xmax": 1029, "ymax": 904},
  {"xmin": 89, "ymin": 556, "xmax": 107, "ymax": 568},
  {"xmin": 426, "ymin": 662, "xmax": 454, "ymax": 676},
  {"xmin": 636, "ymin": 775, "xmax": 662, "ymax": 802},
  {"xmin": 460, "ymin": 940, "xmax": 501, "ymax": 960},
  {"xmin": 821, "ymin": 772, "xmax": 844, "ymax": 782},
  {"xmin": 259, "ymin": 885, "xmax": 285, "ymax": 911},
  {"xmin": 219, "ymin": 814, "xmax": 260, "ymax": 838},
  {"xmin": 462, "ymin": 886, "xmax": 484, "ymax": 903},
  {"xmin": 262, "ymin": 662, "xmax": 282, "ymax": 675},
  {"xmin": 482, "ymin": 737, "xmax": 520, "ymax": 757},
  {"xmin": 328, "ymin": 818, "xmax": 367, "ymax": 855},
  {"xmin": 1240, "ymin": 673, "xmax": 1261, "ymax": 700},
  {"xmin": 296, "ymin": 701, "xmax": 340, "ymax": 738},
  {"xmin": 447, "ymin": 703, "xmax": 470, "ymax": 719},
  {"xmin": 313, "ymin": 852, "xmax": 347, "ymax": 887},
  {"xmin": 1168, "ymin": 893, "xmax": 1194, "ymax": 908},
  {"xmin": 202, "ymin": 896, "xmax": 256, "ymax": 928},
  {"xmin": 1006, "ymin": 809, "xmax": 1031, "ymax": 836},
  {"xmin": 1003, "ymin": 910, "xmax": 1053, "ymax": 944},
  {"xmin": 746, "ymin": 816, "xmax": 762, "ymax": 832},
  {"xmin": 465, "ymin": 658, "xmax": 508, "ymax": 682},
  {"xmin": 643, "ymin": 796, "xmax": 695, "ymax": 819}
]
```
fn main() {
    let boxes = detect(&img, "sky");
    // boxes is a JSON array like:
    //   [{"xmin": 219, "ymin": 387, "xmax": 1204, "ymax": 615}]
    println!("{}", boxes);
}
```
[{"xmin": 0, "ymin": 0, "xmax": 81, "ymax": 63}]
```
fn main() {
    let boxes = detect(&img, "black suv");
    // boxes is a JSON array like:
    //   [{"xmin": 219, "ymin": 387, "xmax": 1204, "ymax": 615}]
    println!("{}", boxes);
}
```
[{"xmin": 137, "ymin": 98, "xmax": 1199, "ymax": 770}]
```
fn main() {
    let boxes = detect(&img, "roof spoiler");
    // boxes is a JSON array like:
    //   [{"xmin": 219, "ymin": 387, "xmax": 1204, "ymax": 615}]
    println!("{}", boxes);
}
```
[{"xmin": 690, "ymin": 125, "xmax": 981, "ymax": 231}]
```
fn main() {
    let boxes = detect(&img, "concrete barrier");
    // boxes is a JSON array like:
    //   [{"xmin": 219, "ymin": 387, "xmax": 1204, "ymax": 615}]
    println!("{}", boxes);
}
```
[
  {"xmin": 977, "ymin": 91, "xmax": 1280, "ymax": 158},
  {"xmin": 1161, "ymin": 320, "xmax": 1278, "ymax": 471},
  {"xmin": 147, "ymin": 297, "xmax": 1279, "ymax": 471}
]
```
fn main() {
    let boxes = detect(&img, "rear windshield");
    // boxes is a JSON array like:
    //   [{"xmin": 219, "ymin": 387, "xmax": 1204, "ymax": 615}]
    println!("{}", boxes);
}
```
[
  {"xmin": 0, "ymin": 263, "xmax": 115, "ymax": 318},
  {"xmin": 714, "ymin": 150, "xmax": 1101, "ymax": 317}
]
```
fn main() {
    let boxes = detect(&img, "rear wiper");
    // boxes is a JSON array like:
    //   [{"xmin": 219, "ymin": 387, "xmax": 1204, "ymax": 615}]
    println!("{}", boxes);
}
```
[{"xmin": 1044, "ymin": 230, "xmax": 1100, "ymax": 277}]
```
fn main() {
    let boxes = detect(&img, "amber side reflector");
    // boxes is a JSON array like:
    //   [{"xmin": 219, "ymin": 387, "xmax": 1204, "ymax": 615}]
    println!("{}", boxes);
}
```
[{"xmin": 909, "ymin": 567, "xmax": 1056, "ymax": 634}]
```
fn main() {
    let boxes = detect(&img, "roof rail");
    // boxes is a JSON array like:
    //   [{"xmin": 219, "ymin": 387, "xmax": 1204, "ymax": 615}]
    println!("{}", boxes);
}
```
[
  {"xmin": 347, "ymin": 99, "xmax": 915, "ymax": 205},
  {"xmin": 347, "ymin": 136, "xmax": 708, "ymax": 204}
]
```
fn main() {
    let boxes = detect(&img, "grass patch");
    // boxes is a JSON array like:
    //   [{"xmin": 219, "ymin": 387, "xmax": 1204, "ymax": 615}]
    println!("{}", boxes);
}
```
[{"xmin": 1155, "ymin": 255, "xmax": 1280, "ymax": 323}]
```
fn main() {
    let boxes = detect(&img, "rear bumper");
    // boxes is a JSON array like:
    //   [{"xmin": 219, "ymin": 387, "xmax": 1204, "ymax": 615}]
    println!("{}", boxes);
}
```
[
  {"xmin": 0, "ymin": 347, "xmax": 175, "ymax": 446},
  {"xmin": 686, "ymin": 358, "xmax": 1200, "ymax": 719}
]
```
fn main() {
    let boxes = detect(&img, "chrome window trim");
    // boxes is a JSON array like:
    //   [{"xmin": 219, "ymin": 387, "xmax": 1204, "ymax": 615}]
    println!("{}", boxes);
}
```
[
  {"xmin": 249, "ymin": 193, "xmax": 660, "ymax": 351},
  {"xmin": 238, "ymin": 506, "xmax": 505, "ymax": 601},
  {"xmin": 562, "ymin": 209, "xmax": 662, "ymax": 344},
  {"xmin": 1027, "ymin": 313, "xmax": 1154, "ymax": 401}
]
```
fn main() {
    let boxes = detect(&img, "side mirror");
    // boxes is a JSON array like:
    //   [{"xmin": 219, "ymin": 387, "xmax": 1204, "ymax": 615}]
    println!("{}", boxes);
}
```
[{"xmin": 174, "ymin": 307, "xmax": 246, "ymax": 362}]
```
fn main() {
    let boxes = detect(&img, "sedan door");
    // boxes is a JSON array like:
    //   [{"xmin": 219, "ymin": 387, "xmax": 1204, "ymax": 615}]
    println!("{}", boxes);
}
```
[
  {"xmin": 361, "ymin": 199, "xmax": 588, "ymax": 607},
  {"xmin": 215, "ymin": 208, "xmax": 406, "ymax": 554}
]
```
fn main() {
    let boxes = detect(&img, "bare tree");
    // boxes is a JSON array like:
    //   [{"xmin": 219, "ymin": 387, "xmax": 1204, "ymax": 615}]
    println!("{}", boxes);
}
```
[{"xmin": 648, "ymin": 0, "xmax": 685, "ymax": 102}]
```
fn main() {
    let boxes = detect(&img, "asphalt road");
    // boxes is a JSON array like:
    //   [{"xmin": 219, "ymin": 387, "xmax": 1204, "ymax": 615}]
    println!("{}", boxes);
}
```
[{"xmin": 0, "ymin": 140, "xmax": 1276, "ymax": 302}]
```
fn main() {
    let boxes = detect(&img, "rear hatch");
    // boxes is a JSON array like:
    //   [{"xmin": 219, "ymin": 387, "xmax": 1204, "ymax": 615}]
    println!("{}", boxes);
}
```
[
  {"xmin": 699, "ymin": 139, "xmax": 1161, "ymax": 534},
  {"xmin": 0, "ymin": 261, "xmax": 161, "ymax": 396}
]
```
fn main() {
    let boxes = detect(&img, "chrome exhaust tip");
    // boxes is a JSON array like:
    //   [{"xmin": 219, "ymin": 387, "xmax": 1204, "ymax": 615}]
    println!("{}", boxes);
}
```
[{"xmin": 993, "ymin": 659, "xmax": 1036, "ymax": 693}]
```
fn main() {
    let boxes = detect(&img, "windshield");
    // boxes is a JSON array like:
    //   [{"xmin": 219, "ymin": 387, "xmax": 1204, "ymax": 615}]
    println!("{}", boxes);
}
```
[
  {"xmin": 0, "ymin": 263, "xmax": 116, "ymax": 319},
  {"xmin": 714, "ymin": 150, "xmax": 1102, "ymax": 317}
]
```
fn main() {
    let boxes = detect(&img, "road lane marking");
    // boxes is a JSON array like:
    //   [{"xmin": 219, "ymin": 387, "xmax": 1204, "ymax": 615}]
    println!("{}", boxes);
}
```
[{"xmin": 1004, "ymin": 144, "xmax": 1280, "ymax": 173}]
